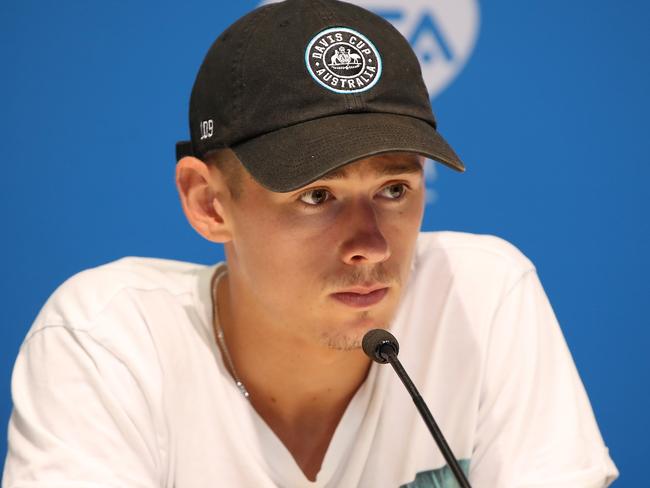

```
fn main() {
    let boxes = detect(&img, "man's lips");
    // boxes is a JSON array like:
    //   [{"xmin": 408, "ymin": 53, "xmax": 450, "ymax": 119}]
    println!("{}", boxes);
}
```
[{"xmin": 330, "ymin": 286, "xmax": 389, "ymax": 308}]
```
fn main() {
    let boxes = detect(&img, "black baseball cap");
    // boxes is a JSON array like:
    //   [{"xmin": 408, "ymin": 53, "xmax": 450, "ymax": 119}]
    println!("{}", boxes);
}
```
[{"xmin": 176, "ymin": 0, "xmax": 465, "ymax": 192}]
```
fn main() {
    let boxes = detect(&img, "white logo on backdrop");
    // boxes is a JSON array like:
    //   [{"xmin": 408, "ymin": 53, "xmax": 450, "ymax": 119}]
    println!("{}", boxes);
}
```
[
  {"xmin": 261, "ymin": 0, "xmax": 480, "ymax": 99},
  {"xmin": 370, "ymin": 0, "xmax": 480, "ymax": 98}
]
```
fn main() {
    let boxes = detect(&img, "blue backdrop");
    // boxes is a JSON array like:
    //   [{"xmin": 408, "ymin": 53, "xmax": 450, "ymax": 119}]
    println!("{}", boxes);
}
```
[{"xmin": 1, "ymin": 0, "xmax": 648, "ymax": 485}]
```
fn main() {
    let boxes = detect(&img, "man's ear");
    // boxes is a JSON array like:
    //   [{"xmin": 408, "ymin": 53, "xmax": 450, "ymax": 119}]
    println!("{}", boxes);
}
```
[{"xmin": 175, "ymin": 156, "xmax": 232, "ymax": 243}]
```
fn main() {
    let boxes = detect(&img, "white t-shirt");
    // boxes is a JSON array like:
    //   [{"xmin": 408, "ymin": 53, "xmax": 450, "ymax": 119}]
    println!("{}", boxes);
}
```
[{"xmin": 3, "ymin": 231, "xmax": 618, "ymax": 488}]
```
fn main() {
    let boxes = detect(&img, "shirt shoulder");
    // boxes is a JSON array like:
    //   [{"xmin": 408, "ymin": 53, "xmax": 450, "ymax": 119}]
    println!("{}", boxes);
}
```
[
  {"xmin": 28, "ymin": 257, "xmax": 214, "ymax": 339},
  {"xmin": 414, "ymin": 231, "xmax": 536, "ymax": 291},
  {"xmin": 415, "ymin": 231, "xmax": 535, "ymax": 274},
  {"xmin": 407, "ymin": 232, "xmax": 538, "ymax": 328}
]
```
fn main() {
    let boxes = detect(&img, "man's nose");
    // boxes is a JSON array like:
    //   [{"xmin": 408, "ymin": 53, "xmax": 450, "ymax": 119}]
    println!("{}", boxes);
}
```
[{"xmin": 339, "ymin": 199, "xmax": 390, "ymax": 265}]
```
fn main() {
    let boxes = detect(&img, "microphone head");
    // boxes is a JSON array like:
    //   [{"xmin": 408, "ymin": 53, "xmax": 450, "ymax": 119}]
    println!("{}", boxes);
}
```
[{"xmin": 362, "ymin": 329, "xmax": 400, "ymax": 364}]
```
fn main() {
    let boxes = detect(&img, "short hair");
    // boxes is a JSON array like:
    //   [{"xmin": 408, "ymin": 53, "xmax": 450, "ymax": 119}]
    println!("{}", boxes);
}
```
[{"xmin": 202, "ymin": 148, "xmax": 245, "ymax": 200}]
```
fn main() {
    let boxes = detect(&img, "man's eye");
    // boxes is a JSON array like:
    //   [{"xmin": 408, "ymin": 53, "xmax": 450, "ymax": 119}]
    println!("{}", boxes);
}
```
[
  {"xmin": 299, "ymin": 189, "xmax": 331, "ymax": 206},
  {"xmin": 379, "ymin": 183, "xmax": 408, "ymax": 200}
]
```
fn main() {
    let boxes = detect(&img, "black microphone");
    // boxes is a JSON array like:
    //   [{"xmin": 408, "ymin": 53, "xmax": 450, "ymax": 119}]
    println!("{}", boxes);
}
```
[{"xmin": 362, "ymin": 329, "xmax": 472, "ymax": 488}]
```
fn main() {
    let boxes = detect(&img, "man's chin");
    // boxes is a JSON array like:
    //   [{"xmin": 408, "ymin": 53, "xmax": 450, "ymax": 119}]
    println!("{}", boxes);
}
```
[{"xmin": 319, "ymin": 314, "xmax": 389, "ymax": 351}]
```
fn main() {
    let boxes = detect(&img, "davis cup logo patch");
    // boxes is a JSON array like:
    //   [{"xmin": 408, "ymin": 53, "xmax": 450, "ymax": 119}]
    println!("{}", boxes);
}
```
[{"xmin": 305, "ymin": 27, "xmax": 383, "ymax": 94}]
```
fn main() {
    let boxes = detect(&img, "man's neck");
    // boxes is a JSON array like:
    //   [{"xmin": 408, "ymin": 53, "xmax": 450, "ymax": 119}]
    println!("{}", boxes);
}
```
[{"xmin": 214, "ymin": 268, "xmax": 372, "ymax": 480}]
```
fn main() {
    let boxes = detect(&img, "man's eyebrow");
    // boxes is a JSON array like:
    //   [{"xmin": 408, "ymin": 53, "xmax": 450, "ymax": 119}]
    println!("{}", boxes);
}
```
[{"xmin": 318, "ymin": 158, "xmax": 424, "ymax": 181}]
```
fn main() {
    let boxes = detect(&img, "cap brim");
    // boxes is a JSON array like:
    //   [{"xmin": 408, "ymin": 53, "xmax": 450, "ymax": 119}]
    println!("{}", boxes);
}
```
[{"xmin": 231, "ymin": 113, "xmax": 465, "ymax": 192}]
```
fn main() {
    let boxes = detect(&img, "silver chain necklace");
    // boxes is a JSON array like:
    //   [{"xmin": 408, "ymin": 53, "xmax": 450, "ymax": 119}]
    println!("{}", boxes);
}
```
[{"xmin": 212, "ymin": 269, "xmax": 250, "ymax": 400}]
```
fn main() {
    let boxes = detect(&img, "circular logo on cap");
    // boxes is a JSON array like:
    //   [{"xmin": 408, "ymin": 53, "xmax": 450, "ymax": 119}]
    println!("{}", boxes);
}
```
[{"xmin": 305, "ymin": 27, "xmax": 382, "ymax": 94}]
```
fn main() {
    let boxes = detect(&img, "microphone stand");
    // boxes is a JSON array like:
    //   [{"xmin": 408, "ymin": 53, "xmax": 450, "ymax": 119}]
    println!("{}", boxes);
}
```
[{"xmin": 379, "ymin": 344, "xmax": 472, "ymax": 488}]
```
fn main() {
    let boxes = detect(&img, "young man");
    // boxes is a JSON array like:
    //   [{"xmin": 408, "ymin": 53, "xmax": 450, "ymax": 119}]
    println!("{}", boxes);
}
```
[{"xmin": 3, "ymin": 0, "xmax": 618, "ymax": 486}]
